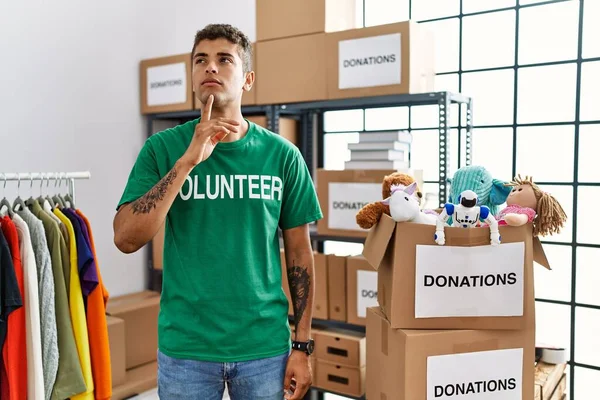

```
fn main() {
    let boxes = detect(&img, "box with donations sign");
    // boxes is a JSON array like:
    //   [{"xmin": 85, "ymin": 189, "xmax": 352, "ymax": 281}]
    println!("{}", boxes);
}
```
[
  {"xmin": 326, "ymin": 21, "xmax": 435, "ymax": 100},
  {"xmin": 140, "ymin": 53, "xmax": 193, "ymax": 114},
  {"xmin": 316, "ymin": 169, "xmax": 423, "ymax": 238},
  {"xmin": 346, "ymin": 255, "xmax": 378, "ymax": 326},
  {"xmin": 366, "ymin": 306, "xmax": 535, "ymax": 400},
  {"xmin": 362, "ymin": 213, "xmax": 550, "ymax": 330}
]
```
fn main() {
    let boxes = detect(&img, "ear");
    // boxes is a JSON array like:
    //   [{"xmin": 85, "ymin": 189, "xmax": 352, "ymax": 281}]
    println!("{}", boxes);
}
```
[
  {"xmin": 405, "ymin": 182, "xmax": 417, "ymax": 195},
  {"xmin": 381, "ymin": 197, "xmax": 391, "ymax": 205},
  {"xmin": 490, "ymin": 178, "xmax": 512, "ymax": 205}
]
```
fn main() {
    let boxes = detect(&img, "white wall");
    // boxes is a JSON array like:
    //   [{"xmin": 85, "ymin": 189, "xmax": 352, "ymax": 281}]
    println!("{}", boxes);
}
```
[{"xmin": 0, "ymin": 0, "xmax": 256, "ymax": 297}]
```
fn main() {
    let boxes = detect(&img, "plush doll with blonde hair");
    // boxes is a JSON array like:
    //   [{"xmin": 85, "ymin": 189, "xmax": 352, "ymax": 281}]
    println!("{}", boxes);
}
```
[{"xmin": 497, "ymin": 174, "xmax": 567, "ymax": 237}]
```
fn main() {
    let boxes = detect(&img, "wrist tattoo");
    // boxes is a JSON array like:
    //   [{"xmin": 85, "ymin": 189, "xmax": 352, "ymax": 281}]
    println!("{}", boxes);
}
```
[
  {"xmin": 131, "ymin": 168, "xmax": 178, "ymax": 214},
  {"xmin": 288, "ymin": 261, "xmax": 310, "ymax": 326}
]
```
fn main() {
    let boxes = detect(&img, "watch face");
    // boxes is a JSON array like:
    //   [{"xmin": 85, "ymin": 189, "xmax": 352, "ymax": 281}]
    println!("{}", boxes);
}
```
[{"xmin": 307, "ymin": 340, "xmax": 315, "ymax": 354}]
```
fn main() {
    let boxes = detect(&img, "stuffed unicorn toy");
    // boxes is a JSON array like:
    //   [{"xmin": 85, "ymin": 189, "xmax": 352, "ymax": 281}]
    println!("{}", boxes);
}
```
[{"xmin": 381, "ymin": 182, "xmax": 437, "ymax": 225}]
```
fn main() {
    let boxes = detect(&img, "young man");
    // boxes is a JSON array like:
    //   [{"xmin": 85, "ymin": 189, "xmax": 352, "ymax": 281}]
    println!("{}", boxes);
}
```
[{"xmin": 113, "ymin": 24, "xmax": 322, "ymax": 400}]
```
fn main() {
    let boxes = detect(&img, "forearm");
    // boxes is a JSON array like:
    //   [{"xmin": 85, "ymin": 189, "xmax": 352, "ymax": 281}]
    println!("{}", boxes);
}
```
[
  {"xmin": 113, "ymin": 159, "xmax": 193, "ymax": 253},
  {"xmin": 286, "ymin": 249, "xmax": 314, "ymax": 341}
]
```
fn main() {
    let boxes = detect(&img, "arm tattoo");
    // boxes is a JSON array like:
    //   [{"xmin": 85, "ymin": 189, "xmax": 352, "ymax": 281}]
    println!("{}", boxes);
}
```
[
  {"xmin": 131, "ymin": 168, "xmax": 178, "ymax": 214},
  {"xmin": 288, "ymin": 261, "xmax": 310, "ymax": 326}
]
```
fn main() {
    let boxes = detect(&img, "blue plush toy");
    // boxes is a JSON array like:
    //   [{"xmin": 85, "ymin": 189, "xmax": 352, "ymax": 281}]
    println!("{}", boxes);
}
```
[{"xmin": 446, "ymin": 165, "xmax": 512, "ymax": 222}]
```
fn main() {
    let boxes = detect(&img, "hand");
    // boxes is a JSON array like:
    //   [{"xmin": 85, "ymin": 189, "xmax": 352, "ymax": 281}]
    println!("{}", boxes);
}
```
[
  {"xmin": 504, "ymin": 213, "xmax": 528, "ymax": 226},
  {"xmin": 179, "ymin": 94, "xmax": 240, "ymax": 167},
  {"xmin": 283, "ymin": 351, "xmax": 312, "ymax": 399}
]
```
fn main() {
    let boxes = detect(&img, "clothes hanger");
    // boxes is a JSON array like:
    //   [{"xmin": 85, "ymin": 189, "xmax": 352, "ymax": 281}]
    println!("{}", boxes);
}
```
[
  {"xmin": 12, "ymin": 174, "xmax": 27, "ymax": 212},
  {"xmin": 61, "ymin": 174, "xmax": 73, "ymax": 209},
  {"xmin": 41, "ymin": 173, "xmax": 56, "ymax": 209},
  {"xmin": 53, "ymin": 173, "xmax": 66, "ymax": 209},
  {"xmin": 0, "ymin": 173, "xmax": 14, "ymax": 218}
]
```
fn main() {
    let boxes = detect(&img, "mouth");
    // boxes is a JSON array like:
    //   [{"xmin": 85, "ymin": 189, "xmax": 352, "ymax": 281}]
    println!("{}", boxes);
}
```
[{"xmin": 201, "ymin": 79, "xmax": 222, "ymax": 86}]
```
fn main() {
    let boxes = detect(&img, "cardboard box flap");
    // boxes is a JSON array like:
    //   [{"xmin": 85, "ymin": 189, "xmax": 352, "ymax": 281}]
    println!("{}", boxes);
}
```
[
  {"xmin": 533, "ymin": 236, "xmax": 551, "ymax": 270},
  {"xmin": 362, "ymin": 214, "xmax": 396, "ymax": 271}
]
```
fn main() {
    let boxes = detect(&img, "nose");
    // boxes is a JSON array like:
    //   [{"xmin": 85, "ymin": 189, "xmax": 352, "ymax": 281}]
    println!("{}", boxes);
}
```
[{"xmin": 205, "ymin": 60, "xmax": 218, "ymax": 74}]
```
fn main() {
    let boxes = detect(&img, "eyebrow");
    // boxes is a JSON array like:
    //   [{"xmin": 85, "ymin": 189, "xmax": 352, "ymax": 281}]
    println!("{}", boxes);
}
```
[{"xmin": 193, "ymin": 52, "xmax": 235, "ymax": 59}]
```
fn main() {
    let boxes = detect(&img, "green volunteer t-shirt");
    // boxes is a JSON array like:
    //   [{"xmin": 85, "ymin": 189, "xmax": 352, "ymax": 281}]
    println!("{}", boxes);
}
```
[{"xmin": 117, "ymin": 118, "xmax": 323, "ymax": 362}]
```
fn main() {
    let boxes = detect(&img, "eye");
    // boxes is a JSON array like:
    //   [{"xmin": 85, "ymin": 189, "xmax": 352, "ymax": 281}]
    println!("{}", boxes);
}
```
[
  {"xmin": 481, "ymin": 179, "xmax": 485, "ymax": 183},
  {"xmin": 220, "ymin": 57, "xmax": 233, "ymax": 63},
  {"xmin": 518, "ymin": 188, "xmax": 522, "ymax": 191},
  {"xmin": 405, "ymin": 196, "xmax": 409, "ymax": 201}
]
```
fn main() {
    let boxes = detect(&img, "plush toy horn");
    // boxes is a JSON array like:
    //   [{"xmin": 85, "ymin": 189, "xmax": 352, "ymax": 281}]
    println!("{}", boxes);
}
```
[{"xmin": 404, "ymin": 182, "xmax": 417, "ymax": 195}]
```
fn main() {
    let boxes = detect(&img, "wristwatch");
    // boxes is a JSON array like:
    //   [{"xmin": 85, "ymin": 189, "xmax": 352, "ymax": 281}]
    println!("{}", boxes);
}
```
[{"xmin": 291, "ymin": 339, "xmax": 315, "ymax": 355}]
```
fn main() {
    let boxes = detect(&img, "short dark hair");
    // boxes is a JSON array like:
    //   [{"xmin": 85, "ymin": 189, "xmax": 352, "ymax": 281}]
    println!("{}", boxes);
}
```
[{"xmin": 192, "ymin": 24, "xmax": 252, "ymax": 73}]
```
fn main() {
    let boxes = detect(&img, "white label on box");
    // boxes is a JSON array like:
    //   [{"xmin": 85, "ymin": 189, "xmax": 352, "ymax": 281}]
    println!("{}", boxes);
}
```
[
  {"xmin": 414, "ymin": 242, "xmax": 525, "ymax": 318},
  {"xmin": 327, "ymin": 182, "xmax": 382, "ymax": 231},
  {"xmin": 356, "ymin": 270, "xmax": 378, "ymax": 318},
  {"xmin": 338, "ymin": 33, "xmax": 401, "ymax": 90},
  {"xmin": 147, "ymin": 62, "xmax": 187, "ymax": 106},
  {"xmin": 427, "ymin": 348, "xmax": 523, "ymax": 400}
]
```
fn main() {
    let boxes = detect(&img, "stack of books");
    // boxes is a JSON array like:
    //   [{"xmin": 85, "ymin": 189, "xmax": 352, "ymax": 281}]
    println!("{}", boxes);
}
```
[{"xmin": 345, "ymin": 130, "xmax": 412, "ymax": 170}]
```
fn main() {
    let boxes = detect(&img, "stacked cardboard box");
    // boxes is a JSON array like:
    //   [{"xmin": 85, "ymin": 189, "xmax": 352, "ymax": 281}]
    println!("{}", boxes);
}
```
[
  {"xmin": 362, "ymin": 213, "xmax": 551, "ymax": 399},
  {"xmin": 312, "ymin": 328, "xmax": 366, "ymax": 397},
  {"xmin": 255, "ymin": 1, "xmax": 435, "ymax": 104},
  {"xmin": 106, "ymin": 290, "xmax": 161, "ymax": 399}
]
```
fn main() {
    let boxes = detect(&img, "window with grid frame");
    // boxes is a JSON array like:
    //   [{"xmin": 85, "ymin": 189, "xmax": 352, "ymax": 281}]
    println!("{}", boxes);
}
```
[{"xmin": 321, "ymin": 1, "xmax": 600, "ymax": 399}]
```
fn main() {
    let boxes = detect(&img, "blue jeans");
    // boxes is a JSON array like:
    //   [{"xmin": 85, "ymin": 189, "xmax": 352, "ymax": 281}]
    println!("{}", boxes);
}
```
[{"xmin": 157, "ymin": 349, "xmax": 289, "ymax": 399}]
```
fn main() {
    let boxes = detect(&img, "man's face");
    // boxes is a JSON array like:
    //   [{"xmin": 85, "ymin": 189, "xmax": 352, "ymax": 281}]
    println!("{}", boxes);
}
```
[{"xmin": 192, "ymin": 38, "xmax": 253, "ymax": 108}]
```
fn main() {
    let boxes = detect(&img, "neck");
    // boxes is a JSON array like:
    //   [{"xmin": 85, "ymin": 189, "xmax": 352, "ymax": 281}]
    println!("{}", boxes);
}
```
[{"xmin": 201, "ymin": 102, "xmax": 248, "ymax": 143}]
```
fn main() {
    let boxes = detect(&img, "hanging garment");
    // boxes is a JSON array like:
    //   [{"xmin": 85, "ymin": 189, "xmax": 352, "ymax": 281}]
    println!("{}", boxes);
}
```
[
  {"xmin": 0, "ymin": 228, "xmax": 23, "ymax": 400},
  {"xmin": 30, "ymin": 201, "xmax": 87, "ymax": 399},
  {"xmin": 54, "ymin": 215, "xmax": 71, "ymax": 302},
  {"xmin": 61, "ymin": 209, "xmax": 97, "ymax": 300},
  {"xmin": 53, "ymin": 209, "xmax": 94, "ymax": 400},
  {"xmin": 17, "ymin": 207, "xmax": 59, "ymax": 400},
  {"xmin": 0, "ymin": 216, "xmax": 27, "ymax": 400},
  {"xmin": 76, "ymin": 210, "xmax": 112, "ymax": 400},
  {"xmin": 12, "ymin": 213, "xmax": 44, "ymax": 399}
]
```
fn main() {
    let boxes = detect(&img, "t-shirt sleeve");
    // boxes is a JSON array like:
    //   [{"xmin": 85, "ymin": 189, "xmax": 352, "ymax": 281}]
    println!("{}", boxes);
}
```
[
  {"xmin": 279, "ymin": 149, "xmax": 323, "ymax": 230},
  {"xmin": 116, "ymin": 138, "xmax": 161, "ymax": 210}
]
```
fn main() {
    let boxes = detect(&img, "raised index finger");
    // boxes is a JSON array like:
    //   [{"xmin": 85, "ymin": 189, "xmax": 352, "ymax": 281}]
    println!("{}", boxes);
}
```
[{"xmin": 203, "ymin": 94, "xmax": 214, "ymax": 121}]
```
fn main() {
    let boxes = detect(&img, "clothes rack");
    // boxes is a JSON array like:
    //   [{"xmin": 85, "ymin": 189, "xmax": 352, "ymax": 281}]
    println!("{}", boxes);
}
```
[{"xmin": 1, "ymin": 171, "xmax": 91, "ymax": 204}]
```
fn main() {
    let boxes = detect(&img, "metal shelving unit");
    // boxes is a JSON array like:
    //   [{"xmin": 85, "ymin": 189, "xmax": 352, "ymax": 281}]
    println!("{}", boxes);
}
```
[{"xmin": 144, "ymin": 91, "xmax": 472, "ymax": 400}]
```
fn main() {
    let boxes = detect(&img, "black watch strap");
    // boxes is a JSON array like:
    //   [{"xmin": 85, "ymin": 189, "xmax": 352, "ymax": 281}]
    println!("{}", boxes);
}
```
[{"xmin": 292, "ymin": 339, "xmax": 314, "ymax": 355}]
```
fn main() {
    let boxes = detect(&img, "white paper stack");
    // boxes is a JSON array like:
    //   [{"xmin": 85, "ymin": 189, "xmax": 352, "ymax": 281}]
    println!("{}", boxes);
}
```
[{"xmin": 345, "ymin": 130, "xmax": 412, "ymax": 170}]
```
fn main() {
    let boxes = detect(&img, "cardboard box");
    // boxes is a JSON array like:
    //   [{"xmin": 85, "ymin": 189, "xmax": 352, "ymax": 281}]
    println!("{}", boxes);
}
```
[
  {"xmin": 256, "ymin": 0, "xmax": 358, "ymax": 41},
  {"xmin": 106, "ymin": 316, "xmax": 126, "ymax": 387},
  {"xmin": 326, "ymin": 21, "xmax": 435, "ymax": 100},
  {"xmin": 363, "ymin": 214, "xmax": 550, "ymax": 330},
  {"xmin": 346, "ymin": 255, "xmax": 377, "ymax": 326},
  {"xmin": 111, "ymin": 362, "xmax": 157, "ymax": 400},
  {"xmin": 281, "ymin": 250, "xmax": 328, "ymax": 320},
  {"xmin": 366, "ymin": 306, "xmax": 535, "ymax": 400},
  {"xmin": 193, "ymin": 43, "xmax": 257, "ymax": 108},
  {"xmin": 313, "ymin": 328, "xmax": 366, "ymax": 368},
  {"xmin": 140, "ymin": 53, "xmax": 193, "ymax": 114},
  {"xmin": 316, "ymin": 169, "xmax": 424, "ymax": 238},
  {"xmin": 327, "ymin": 255, "xmax": 347, "ymax": 322},
  {"xmin": 256, "ymin": 34, "xmax": 327, "ymax": 104},
  {"xmin": 106, "ymin": 291, "xmax": 161, "ymax": 369},
  {"xmin": 315, "ymin": 359, "xmax": 365, "ymax": 398},
  {"xmin": 246, "ymin": 115, "xmax": 299, "ymax": 146}
]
